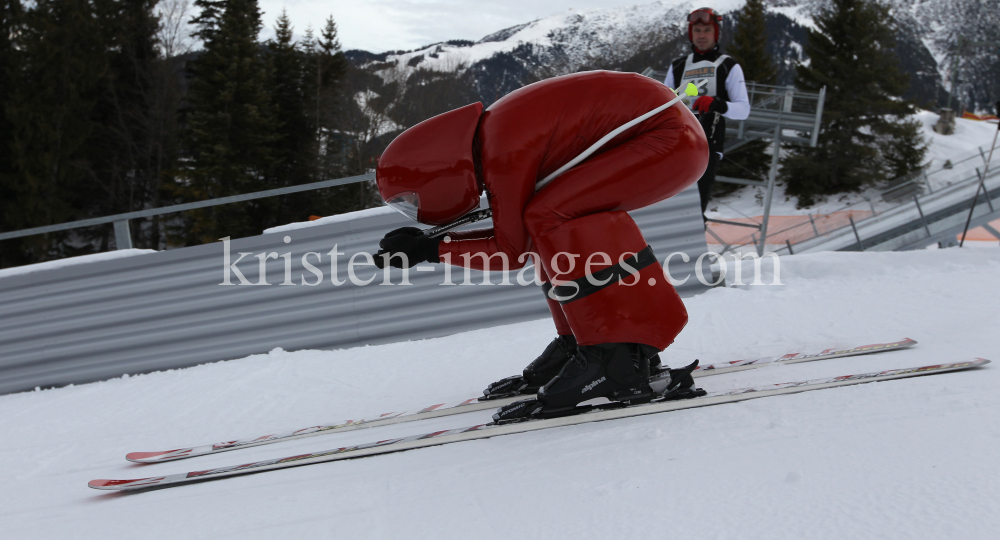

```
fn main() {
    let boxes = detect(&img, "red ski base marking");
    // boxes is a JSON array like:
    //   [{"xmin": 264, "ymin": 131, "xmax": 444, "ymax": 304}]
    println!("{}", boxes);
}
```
[
  {"xmin": 417, "ymin": 403, "xmax": 445, "ymax": 413},
  {"xmin": 90, "ymin": 477, "xmax": 163, "ymax": 488}
]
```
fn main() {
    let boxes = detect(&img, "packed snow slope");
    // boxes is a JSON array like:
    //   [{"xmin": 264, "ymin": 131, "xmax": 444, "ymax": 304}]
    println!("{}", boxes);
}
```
[{"xmin": 1, "ymin": 248, "xmax": 998, "ymax": 539}]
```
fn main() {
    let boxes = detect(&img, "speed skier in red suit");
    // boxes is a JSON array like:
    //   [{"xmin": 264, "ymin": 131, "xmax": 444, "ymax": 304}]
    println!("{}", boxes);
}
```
[{"xmin": 374, "ymin": 70, "xmax": 709, "ymax": 417}]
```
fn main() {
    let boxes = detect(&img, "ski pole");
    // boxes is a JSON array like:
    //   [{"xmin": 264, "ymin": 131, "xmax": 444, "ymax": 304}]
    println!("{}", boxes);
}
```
[{"xmin": 420, "ymin": 208, "xmax": 493, "ymax": 238}]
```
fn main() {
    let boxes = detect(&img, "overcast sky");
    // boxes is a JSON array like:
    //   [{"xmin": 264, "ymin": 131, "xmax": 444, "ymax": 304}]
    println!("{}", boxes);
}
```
[{"xmin": 254, "ymin": 0, "xmax": 658, "ymax": 52}]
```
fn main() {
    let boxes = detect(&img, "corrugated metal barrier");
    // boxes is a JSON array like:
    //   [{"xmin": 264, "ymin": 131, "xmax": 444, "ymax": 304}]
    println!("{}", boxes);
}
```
[{"xmin": 0, "ymin": 184, "xmax": 709, "ymax": 394}]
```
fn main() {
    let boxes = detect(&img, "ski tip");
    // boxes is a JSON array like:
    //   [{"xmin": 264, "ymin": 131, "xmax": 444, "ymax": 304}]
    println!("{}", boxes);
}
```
[
  {"xmin": 89, "ymin": 477, "xmax": 161, "ymax": 490},
  {"xmin": 126, "ymin": 450, "xmax": 183, "ymax": 463},
  {"xmin": 934, "ymin": 358, "xmax": 991, "ymax": 371}
]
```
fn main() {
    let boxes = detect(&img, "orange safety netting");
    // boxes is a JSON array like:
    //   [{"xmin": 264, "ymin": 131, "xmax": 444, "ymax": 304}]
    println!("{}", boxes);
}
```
[
  {"xmin": 961, "ymin": 111, "xmax": 999, "ymax": 122},
  {"xmin": 707, "ymin": 214, "xmax": 1000, "ymax": 245},
  {"xmin": 958, "ymin": 218, "xmax": 1000, "ymax": 242}
]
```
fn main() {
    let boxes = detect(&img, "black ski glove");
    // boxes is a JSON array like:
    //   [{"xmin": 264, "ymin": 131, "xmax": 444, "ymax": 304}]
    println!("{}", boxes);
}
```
[{"xmin": 374, "ymin": 227, "xmax": 441, "ymax": 269}]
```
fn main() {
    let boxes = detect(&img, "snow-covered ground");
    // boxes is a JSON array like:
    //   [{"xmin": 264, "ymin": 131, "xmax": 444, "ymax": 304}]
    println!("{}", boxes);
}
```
[
  {"xmin": 263, "ymin": 204, "xmax": 395, "ymax": 234},
  {"xmin": 0, "ymin": 249, "xmax": 157, "ymax": 279},
  {"xmin": 1, "ymin": 247, "xmax": 997, "ymax": 539}
]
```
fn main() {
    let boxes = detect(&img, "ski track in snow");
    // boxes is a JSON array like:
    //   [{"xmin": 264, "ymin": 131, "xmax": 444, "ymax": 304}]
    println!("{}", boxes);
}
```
[{"xmin": 1, "ymin": 249, "xmax": 999, "ymax": 539}]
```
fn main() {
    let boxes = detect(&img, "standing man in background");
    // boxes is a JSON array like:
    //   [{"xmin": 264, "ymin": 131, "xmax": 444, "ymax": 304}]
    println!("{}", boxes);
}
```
[{"xmin": 665, "ymin": 7, "xmax": 751, "ymax": 216}]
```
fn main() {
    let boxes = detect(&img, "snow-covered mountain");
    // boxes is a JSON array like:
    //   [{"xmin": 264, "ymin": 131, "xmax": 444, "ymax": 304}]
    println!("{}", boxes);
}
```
[
  {"xmin": 788, "ymin": 0, "xmax": 998, "ymax": 111},
  {"xmin": 345, "ymin": 0, "xmax": 996, "ymax": 112},
  {"xmin": 356, "ymin": 2, "xmax": 722, "ymax": 76}
]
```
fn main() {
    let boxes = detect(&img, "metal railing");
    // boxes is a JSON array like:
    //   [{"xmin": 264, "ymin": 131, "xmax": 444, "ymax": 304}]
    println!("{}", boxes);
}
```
[
  {"xmin": 880, "ymin": 168, "xmax": 928, "ymax": 203},
  {"xmin": 706, "ymin": 140, "xmax": 1000, "ymax": 254},
  {"xmin": 727, "ymin": 82, "xmax": 826, "ymax": 153},
  {"xmin": 0, "ymin": 173, "xmax": 377, "ymax": 250}
]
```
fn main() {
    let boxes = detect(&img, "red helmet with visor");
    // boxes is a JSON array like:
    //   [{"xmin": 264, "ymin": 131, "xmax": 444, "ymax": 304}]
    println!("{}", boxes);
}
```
[
  {"xmin": 376, "ymin": 103, "xmax": 484, "ymax": 226},
  {"xmin": 688, "ymin": 7, "xmax": 722, "ymax": 43}
]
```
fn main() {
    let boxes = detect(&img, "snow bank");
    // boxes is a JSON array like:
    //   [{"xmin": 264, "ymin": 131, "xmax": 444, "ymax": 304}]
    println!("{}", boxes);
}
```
[
  {"xmin": 263, "ymin": 205, "xmax": 396, "ymax": 234},
  {"xmin": 0, "ymin": 249, "xmax": 157, "ymax": 280},
  {"xmin": 264, "ymin": 195, "xmax": 490, "ymax": 234}
]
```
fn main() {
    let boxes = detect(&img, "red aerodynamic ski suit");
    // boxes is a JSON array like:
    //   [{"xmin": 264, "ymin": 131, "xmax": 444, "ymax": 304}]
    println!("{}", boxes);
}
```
[{"xmin": 436, "ymin": 71, "xmax": 708, "ymax": 351}]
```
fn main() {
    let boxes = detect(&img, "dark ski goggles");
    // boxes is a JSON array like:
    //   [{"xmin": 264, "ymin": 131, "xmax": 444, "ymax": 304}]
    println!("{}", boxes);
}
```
[{"xmin": 688, "ymin": 9, "xmax": 718, "ymax": 24}]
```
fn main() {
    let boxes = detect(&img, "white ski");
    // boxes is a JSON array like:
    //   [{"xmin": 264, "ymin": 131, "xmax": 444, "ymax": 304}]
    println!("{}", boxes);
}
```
[
  {"xmin": 125, "ymin": 338, "xmax": 915, "ymax": 464},
  {"xmin": 90, "ymin": 356, "xmax": 987, "ymax": 492}
]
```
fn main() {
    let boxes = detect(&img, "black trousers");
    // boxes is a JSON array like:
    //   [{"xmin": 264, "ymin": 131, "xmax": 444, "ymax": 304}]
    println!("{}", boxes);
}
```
[{"xmin": 697, "ymin": 151, "xmax": 721, "ymax": 215}]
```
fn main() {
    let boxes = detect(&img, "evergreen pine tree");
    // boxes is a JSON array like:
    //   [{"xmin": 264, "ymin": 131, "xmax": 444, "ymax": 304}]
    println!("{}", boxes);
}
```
[
  {"xmin": 318, "ymin": 16, "xmax": 349, "ymax": 96},
  {"xmin": 267, "ymin": 11, "xmax": 311, "ymax": 183},
  {"xmin": 717, "ymin": 0, "xmax": 778, "ymax": 188},
  {"xmin": 3, "ymin": 0, "xmax": 111, "ymax": 262},
  {"xmin": 181, "ymin": 0, "xmax": 276, "ymax": 243},
  {"xmin": 1, "ymin": 0, "xmax": 166, "ymax": 265},
  {"xmin": 0, "ymin": 0, "xmax": 24, "ymax": 266},
  {"xmin": 317, "ymin": 14, "xmax": 350, "ymax": 181},
  {"xmin": 87, "ymin": 0, "xmax": 162, "ymax": 250},
  {"xmin": 145, "ymin": 0, "xmax": 193, "ymax": 250},
  {"xmin": 729, "ymin": 0, "xmax": 776, "ymax": 86},
  {"xmin": 782, "ymin": 0, "xmax": 926, "ymax": 206},
  {"xmin": 190, "ymin": 0, "xmax": 224, "ymax": 42},
  {"xmin": 300, "ymin": 25, "xmax": 319, "ymax": 145},
  {"xmin": 317, "ymin": 15, "xmax": 373, "ymax": 214},
  {"xmin": 298, "ymin": 26, "xmax": 337, "ymax": 186},
  {"xmin": 265, "ymin": 10, "xmax": 324, "ymax": 224}
]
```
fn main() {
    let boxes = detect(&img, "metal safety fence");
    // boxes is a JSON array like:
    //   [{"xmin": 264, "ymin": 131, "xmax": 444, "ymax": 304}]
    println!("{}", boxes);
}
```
[
  {"xmin": 703, "ymin": 140, "xmax": 1000, "ymax": 254},
  {"xmin": 0, "ymin": 179, "xmax": 710, "ymax": 395}
]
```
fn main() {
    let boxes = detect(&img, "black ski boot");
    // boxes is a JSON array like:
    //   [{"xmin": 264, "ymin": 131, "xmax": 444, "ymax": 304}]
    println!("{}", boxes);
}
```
[
  {"xmin": 535, "ymin": 342, "xmax": 657, "ymax": 413},
  {"xmin": 522, "ymin": 334, "xmax": 577, "ymax": 391},
  {"xmin": 481, "ymin": 335, "xmax": 577, "ymax": 400},
  {"xmin": 492, "ymin": 350, "xmax": 707, "ymax": 425}
]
